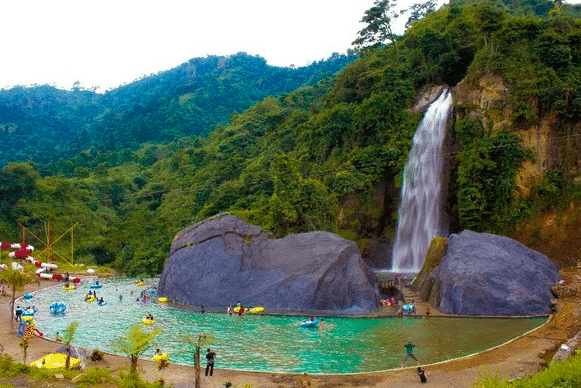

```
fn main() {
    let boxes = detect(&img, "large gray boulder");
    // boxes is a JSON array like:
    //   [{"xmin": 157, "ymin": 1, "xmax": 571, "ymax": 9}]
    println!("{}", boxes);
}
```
[
  {"xmin": 158, "ymin": 214, "xmax": 380, "ymax": 313},
  {"xmin": 418, "ymin": 230, "xmax": 561, "ymax": 316}
]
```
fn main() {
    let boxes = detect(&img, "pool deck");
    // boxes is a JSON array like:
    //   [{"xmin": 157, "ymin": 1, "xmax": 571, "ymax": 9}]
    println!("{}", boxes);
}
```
[{"xmin": 1, "ymin": 273, "xmax": 579, "ymax": 388}]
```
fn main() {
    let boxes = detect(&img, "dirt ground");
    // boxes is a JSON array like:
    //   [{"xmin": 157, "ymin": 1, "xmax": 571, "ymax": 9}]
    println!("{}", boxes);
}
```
[{"xmin": 1, "ymin": 270, "xmax": 581, "ymax": 388}]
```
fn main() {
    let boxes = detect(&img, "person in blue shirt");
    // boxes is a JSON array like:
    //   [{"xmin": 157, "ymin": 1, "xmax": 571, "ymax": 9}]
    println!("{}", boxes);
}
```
[{"xmin": 15, "ymin": 305, "xmax": 22, "ymax": 321}]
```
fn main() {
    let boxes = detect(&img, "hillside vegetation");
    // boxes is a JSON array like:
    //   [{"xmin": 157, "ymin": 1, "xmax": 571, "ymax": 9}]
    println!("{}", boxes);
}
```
[
  {"xmin": 2, "ymin": 0, "xmax": 581, "ymax": 276},
  {"xmin": 0, "ymin": 52, "xmax": 354, "ymax": 167}
]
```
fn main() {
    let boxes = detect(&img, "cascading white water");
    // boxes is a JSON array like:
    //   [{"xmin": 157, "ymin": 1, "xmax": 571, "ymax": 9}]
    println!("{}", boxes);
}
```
[{"xmin": 391, "ymin": 89, "xmax": 453, "ymax": 272}]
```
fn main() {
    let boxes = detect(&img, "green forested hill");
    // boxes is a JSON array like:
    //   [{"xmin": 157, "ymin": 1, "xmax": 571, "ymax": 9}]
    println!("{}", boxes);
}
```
[
  {"xmin": 2, "ymin": 0, "xmax": 581, "ymax": 276},
  {"xmin": 0, "ymin": 52, "xmax": 354, "ymax": 168}
]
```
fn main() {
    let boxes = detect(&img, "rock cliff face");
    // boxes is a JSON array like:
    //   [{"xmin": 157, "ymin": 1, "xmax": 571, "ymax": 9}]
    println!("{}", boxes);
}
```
[
  {"xmin": 454, "ymin": 76, "xmax": 566, "ymax": 197},
  {"xmin": 416, "ymin": 230, "xmax": 561, "ymax": 316},
  {"xmin": 157, "ymin": 214, "xmax": 380, "ymax": 313}
]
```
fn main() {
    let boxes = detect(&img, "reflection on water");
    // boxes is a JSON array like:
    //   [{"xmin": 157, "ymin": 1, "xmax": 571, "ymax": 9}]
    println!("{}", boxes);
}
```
[{"xmin": 24, "ymin": 278, "xmax": 546, "ymax": 374}]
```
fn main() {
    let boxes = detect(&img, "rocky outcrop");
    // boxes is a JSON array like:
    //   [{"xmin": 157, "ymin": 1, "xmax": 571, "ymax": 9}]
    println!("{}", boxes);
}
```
[
  {"xmin": 416, "ymin": 230, "xmax": 561, "ymax": 316},
  {"xmin": 454, "ymin": 76, "xmax": 564, "ymax": 197},
  {"xmin": 411, "ymin": 85, "xmax": 447, "ymax": 113},
  {"xmin": 551, "ymin": 331, "xmax": 581, "ymax": 364},
  {"xmin": 157, "ymin": 214, "xmax": 380, "ymax": 313}
]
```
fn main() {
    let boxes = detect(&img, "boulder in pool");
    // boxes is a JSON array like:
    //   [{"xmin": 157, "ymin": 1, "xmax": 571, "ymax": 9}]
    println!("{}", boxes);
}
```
[
  {"xmin": 416, "ymin": 230, "xmax": 561, "ymax": 316},
  {"xmin": 157, "ymin": 214, "xmax": 380, "ymax": 312}
]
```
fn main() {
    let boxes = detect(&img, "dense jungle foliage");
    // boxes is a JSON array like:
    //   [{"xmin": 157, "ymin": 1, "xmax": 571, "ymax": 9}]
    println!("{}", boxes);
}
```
[
  {"xmin": 0, "ymin": 52, "xmax": 354, "ymax": 167},
  {"xmin": 1, "ymin": 0, "xmax": 581, "ymax": 276}
]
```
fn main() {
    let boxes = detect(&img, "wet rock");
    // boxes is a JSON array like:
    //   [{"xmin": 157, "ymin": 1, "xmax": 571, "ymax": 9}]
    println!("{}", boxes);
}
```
[
  {"xmin": 418, "ymin": 230, "xmax": 561, "ymax": 316},
  {"xmin": 158, "ymin": 214, "xmax": 380, "ymax": 312}
]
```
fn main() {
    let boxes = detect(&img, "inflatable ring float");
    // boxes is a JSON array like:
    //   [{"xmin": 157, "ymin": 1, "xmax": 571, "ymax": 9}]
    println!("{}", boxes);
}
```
[
  {"xmin": 248, "ymin": 306, "xmax": 265, "ymax": 314},
  {"xmin": 301, "ymin": 319, "xmax": 319, "ymax": 328},
  {"xmin": 142, "ymin": 318, "xmax": 155, "ymax": 325},
  {"xmin": 50, "ymin": 302, "xmax": 67, "ymax": 314},
  {"xmin": 158, "ymin": 297, "xmax": 168, "ymax": 303},
  {"xmin": 84, "ymin": 295, "xmax": 95, "ymax": 302},
  {"xmin": 21, "ymin": 308, "xmax": 37, "ymax": 316},
  {"xmin": 89, "ymin": 284, "xmax": 102, "ymax": 289},
  {"xmin": 135, "ymin": 281, "xmax": 146, "ymax": 286},
  {"xmin": 62, "ymin": 285, "xmax": 76, "ymax": 290},
  {"xmin": 153, "ymin": 353, "xmax": 170, "ymax": 362}
]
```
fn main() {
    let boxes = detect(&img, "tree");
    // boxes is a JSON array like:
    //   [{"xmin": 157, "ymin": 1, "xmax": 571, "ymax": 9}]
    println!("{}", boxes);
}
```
[
  {"xmin": 0, "ymin": 162, "xmax": 39, "ymax": 215},
  {"xmin": 19, "ymin": 337, "xmax": 29, "ymax": 364},
  {"xmin": 180, "ymin": 333, "xmax": 214, "ymax": 388},
  {"xmin": 406, "ymin": 1, "xmax": 437, "ymax": 28},
  {"xmin": 352, "ymin": 0, "xmax": 403, "ymax": 54},
  {"xmin": 110, "ymin": 324, "xmax": 162, "ymax": 376},
  {"xmin": 62, "ymin": 322, "xmax": 79, "ymax": 369},
  {"xmin": 0, "ymin": 262, "xmax": 33, "ymax": 323}
]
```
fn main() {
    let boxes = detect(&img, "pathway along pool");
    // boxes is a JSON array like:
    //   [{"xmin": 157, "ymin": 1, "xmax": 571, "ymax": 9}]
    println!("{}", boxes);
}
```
[{"xmin": 25, "ymin": 278, "xmax": 546, "ymax": 374}]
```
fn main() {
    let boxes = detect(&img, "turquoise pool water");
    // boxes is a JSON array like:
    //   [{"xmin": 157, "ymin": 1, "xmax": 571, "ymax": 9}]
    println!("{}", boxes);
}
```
[{"xmin": 23, "ymin": 278, "xmax": 546, "ymax": 374}]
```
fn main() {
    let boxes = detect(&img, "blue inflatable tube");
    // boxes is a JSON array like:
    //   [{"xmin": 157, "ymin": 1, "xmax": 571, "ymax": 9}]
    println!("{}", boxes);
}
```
[
  {"xmin": 21, "ymin": 308, "xmax": 36, "ymax": 316},
  {"xmin": 301, "ymin": 319, "xmax": 319, "ymax": 328},
  {"xmin": 89, "ymin": 284, "xmax": 102, "ymax": 289},
  {"xmin": 50, "ymin": 302, "xmax": 67, "ymax": 314},
  {"xmin": 23, "ymin": 293, "xmax": 33, "ymax": 300}
]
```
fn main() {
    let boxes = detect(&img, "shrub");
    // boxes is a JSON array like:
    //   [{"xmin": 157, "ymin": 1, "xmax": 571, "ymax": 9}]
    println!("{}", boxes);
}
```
[
  {"xmin": 117, "ymin": 369, "xmax": 166, "ymax": 388},
  {"xmin": 0, "ymin": 354, "xmax": 29, "ymax": 378},
  {"xmin": 91, "ymin": 349, "xmax": 105, "ymax": 361},
  {"xmin": 75, "ymin": 366, "xmax": 116, "ymax": 388}
]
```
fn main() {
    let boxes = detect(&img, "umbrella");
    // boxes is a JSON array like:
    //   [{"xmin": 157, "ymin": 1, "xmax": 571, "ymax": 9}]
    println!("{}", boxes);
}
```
[{"xmin": 55, "ymin": 345, "xmax": 88, "ymax": 360}]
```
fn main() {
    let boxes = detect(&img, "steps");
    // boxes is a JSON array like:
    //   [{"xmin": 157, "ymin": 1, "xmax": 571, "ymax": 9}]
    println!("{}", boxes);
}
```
[{"xmin": 401, "ymin": 286, "xmax": 420, "ymax": 304}]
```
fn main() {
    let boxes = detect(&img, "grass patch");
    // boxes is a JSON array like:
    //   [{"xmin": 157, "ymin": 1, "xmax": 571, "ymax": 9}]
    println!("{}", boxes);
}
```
[
  {"xmin": 0, "ymin": 354, "xmax": 30, "ymax": 378},
  {"xmin": 75, "ymin": 367, "xmax": 117, "ymax": 388},
  {"xmin": 28, "ymin": 366, "xmax": 79, "ymax": 382},
  {"xmin": 474, "ymin": 353, "xmax": 581, "ymax": 387}
]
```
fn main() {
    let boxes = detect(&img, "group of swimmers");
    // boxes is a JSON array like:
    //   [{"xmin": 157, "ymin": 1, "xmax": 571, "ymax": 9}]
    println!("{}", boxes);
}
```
[
  {"xmin": 227, "ymin": 301, "xmax": 245, "ymax": 315},
  {"xmin": 84, "ymin": 290, "xmax": 106, "ymax": 304}
]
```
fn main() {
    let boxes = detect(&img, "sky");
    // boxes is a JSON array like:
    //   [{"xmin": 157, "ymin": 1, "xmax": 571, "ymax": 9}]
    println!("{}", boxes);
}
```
[
  {"xmin": 0, "ymin": 0, "xmax": 450, "ymax": 92},
  {"xmin": 2, "ymin": 0, "xmax": 580, "ymax": 92}
]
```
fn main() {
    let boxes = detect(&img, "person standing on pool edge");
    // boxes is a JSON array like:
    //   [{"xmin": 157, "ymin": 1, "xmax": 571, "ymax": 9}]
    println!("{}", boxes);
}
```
[
  {"xmin": 205, "ymin": 348, "xmax": 216, "ymax": 376},
  {"xmin": 401, "ymin": 340, "xmax": 419, "ymax": 367}
]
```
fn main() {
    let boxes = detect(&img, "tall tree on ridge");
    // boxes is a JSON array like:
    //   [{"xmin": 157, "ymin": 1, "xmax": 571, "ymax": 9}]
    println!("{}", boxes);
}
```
[{"xmin": 352, "ymin": 0, "xmax": 403, "ymax": 54}]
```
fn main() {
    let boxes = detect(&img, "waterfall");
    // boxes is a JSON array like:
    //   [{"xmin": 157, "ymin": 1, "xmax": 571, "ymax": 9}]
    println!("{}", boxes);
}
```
[{"xmin": 391, "ymin": 89, "xmax": 453, "ymax": 272}]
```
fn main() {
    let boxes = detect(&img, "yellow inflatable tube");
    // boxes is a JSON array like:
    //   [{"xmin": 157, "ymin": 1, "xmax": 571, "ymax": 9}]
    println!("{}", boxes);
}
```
[
  {"xmin": 62, "ymin": 285, "xmax": 76, "ymax": 290},
  {"xmin": 158, "ymin": 297, "xmax": 168, "ymax": 303},
  {"xmin": 142, "ymin": 318, "xmax": 155, "ymax": 325},
  {"xmin": 248, "ymin": 306, "xmax": 265, "ymax": 314},
  {"xmin": 135, "ymin": 281, "xmax": 146, "ymax": 286},
  {"xmin": 30, "ymin": 353, "xmax": 81, "ymax": 369},
  {"xmin": 153, "ymin": 353, "xmax": 170, "ymax": 362},
  {"xmin": 84, "ymin": 295, "xmax": 95, "ymax": 302}
]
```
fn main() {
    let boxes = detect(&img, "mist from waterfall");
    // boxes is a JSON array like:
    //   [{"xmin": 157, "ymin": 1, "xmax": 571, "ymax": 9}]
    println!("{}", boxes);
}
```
[{"xmin": 391, "ymin": 89, "xmax": 453, "ymax": 272}]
